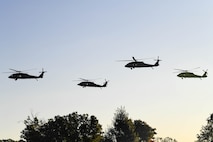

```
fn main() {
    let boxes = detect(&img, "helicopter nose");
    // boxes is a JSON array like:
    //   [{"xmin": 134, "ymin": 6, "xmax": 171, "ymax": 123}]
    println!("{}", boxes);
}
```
[{"xmin": 125, "ymin": 64, "xmax": 130, "ymax": 67}]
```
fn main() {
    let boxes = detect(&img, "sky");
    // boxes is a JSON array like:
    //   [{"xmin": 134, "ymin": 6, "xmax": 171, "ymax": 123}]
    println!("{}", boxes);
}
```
[{"xmin": 0, "ymin": 1, "xmax": 213, "ymax": 141}]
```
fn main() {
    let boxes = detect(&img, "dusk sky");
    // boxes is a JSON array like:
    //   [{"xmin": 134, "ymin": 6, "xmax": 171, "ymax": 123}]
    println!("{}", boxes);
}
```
[{"xmin": 1, "ymin": 1, "xmax": 213, "ymax": 141}]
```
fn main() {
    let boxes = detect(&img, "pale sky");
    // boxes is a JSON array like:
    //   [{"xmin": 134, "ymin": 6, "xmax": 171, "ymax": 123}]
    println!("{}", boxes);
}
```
[{"xmin": 1, "ymin": 1, "xmax": 213, "ymax": 141}]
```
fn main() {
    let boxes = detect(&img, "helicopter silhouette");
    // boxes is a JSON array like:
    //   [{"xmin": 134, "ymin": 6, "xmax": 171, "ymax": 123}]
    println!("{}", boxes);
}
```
[
  {"xmin": 119, "ymin": 56, "xmax": 161, "ymax": 69},
  {"xmin": 7, "ymin": 68, "xmax": 46, "ymax": 81},
  {"xmin": 175, "ymin": 68, "xmax": 208, "ymax": 79},
  {"xmin": 77, "ymin": 78, "xmax": 108, "ymax": 88}
]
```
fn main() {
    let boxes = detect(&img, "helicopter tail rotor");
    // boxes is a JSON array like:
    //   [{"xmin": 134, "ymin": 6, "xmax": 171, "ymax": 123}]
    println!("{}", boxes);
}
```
[
  {"xmin": 154, "ymin": 56, "xmax": 162, "ymax": 62},
  {"xmin": 154, "ymin": 56, "xmax": 161, "ymax": 66},
  {"xmin": 39, "ymin": 68, "xmax": 47, "ymax": 78}
]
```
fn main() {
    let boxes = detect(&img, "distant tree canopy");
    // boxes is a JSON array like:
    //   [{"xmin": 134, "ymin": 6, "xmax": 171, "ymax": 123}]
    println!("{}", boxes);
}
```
[
  {"xmin": 21, "ymin": 112, "xmax": 103, "ymax": 142},
  {"xmin": 103, "ymin": 107, "xmax": 156, "ymax": 142},
  {"xmin": 197, "ymin": 113, "xmax": 213, "ymax": 142},
  {"xmin": 154, "ymin": 137, "xmax": 178, "ymax": 142}
]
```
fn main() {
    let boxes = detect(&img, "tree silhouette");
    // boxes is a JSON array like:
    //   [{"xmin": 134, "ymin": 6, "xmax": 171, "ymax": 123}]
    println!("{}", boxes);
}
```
[
  {"xmin": 113, "ymin": 107, "xmax": 138, "ymax": 142},
  {"xmin": 197, "ymin": 113, "xmax": 213, "ymax": 142},
  {"xmin": 134, "ymin": 120, "xmax": 156, "ymax": 142},
  {"xmin": 155, "ymin": 137, "xmax": 177, "ymax": 142},
  {"xmin": 21, "ymin": 116, "xmax": 44, "ymax": 142},
  {"xmin": 21, "ymin": 112, "xmax": 103, "ymax": 142},
  {"xmin": 103, "ymin": 107, "xmax": 156, "ymax": 142}
]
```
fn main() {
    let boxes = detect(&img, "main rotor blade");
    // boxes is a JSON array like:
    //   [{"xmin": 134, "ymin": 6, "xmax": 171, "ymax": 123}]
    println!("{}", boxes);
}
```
[
  {"xmin": 9, "ymin": 68, "xmax": 37, "ymax": 73},
  {"xmin": 3, "ymin": 71, "xmax": 15, "ymax": 73},
  {"xmin": 189, "ymin": 67, "xmax": 200, "ymax": 71},
  {"xmin": 116, "ymin": 60, "xmax": 133, "ymax": 62},
  {"xmin": 78, "ymin": 78, "xmax": 102, "ymax": 82},
  {"xmin": 174, "ymin": 69, "xmax": 186, "ymax": 71},
  {"xmin": 9, "ymin": 68, "xmax": 21, "ymax": 72},
  {"xmin": 22, "ymin": 68, "xmax": 37, "ymax": 72},
  {"xmin": 174, "ymin": 67, "xmax": 200, "ymax": 73},
  {"xmin": 79, "ymin": 78, "xmax": 89, "ymax": 81},
  {"xmin": 173, "ymin": 69, "xmax": 188, "ymax": 73},
  {"xmin": 117, "ymin": 57, "xmax": 154, "ymax": 62}
]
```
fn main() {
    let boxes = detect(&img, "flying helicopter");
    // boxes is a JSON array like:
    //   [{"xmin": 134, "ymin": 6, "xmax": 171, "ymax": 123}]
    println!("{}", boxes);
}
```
[
  {"xmin": 7, "ymin": 68, "xmax": 46, "ymax": 81},
  {"xmin": 175, "ymin": 68, "xmax": 208, "ymax": 79},
  {"xmin": 77, "ymin": 78, "xmax": 108, "ymax": 88},
  {"xmin": 119, "ymin": 56, "xmax": 161, "ymax": 69}
]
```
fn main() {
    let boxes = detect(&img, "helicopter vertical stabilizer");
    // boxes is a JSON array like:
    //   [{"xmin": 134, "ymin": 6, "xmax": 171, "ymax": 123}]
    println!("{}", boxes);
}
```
[
  {"xmin": 154, "ymin": 57, "xmax": 161, "ymax": 66},
  {"xmin": 202, "ymin": 70, "xmax": 208, "ymax": 78},
  {"xmin": 102, "ymin": 81, "xmax": 108, "ymax": 87},
  {"xmin": 38, "ymin": 69, "xmax": 46, "ymax": 78}
]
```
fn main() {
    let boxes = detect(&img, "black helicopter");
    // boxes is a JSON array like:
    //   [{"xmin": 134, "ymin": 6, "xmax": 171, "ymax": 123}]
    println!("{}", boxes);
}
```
[
  {"xmin": 120, "ymin": 56, "xmax": 161, "ymax": 69},
  {"xmin": 8, "ymin": 69, "xmax": 46, "ymax": 81},
  {"xmin": 77, "ymin": 78, "xmax": 108, "ymax": 88},
  {"xmin": 175, "ymin": 68, "xmax": 208, "ymax": 79}
]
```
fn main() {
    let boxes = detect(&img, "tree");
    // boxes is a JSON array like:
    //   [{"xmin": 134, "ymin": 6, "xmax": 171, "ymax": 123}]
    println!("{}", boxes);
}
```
[
  {"xmin": 21, "ymin": 112, "xmax": 103, "ymax": 142},
  {"xmin": 103, "ymin": 128, "xmax": 116, "ymax": 142},
  {"xmin": 154, "ymin": 137, "xmax": 177, "ymax": 142},
  {"xmin": 103, "ymin": 107, "xmax": 156, "ymax": 142},
  {"xmin": 197, "ymin": 113, "xmax": 213, "ymax": 142},
  {"xmin": 134, "ymin": 120, "xmax": 156, "ymax": 142},
  {"xmin": 20, "ymin": 116, "xmax": 44, "ymax": 142},
  {"xmin": 103, "ymin": 107, "xmax": 138, "ymax": 142}
]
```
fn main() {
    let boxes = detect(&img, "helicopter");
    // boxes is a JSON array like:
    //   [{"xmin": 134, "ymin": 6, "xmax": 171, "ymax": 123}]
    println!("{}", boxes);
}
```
[
  {"xmin": 7, "ymin": 68, "xmax": 46, "ymax": 81},
  {"xmin": 77, "ymin": 78, "xmax": 108, "ymax": 88},
  {"xmin": 175, "ymin": 68, "xmax": 208, "ymax": 79},
  {"xmin": 120, "ymin": 56, "xmax": 161, "ymax": 69}
]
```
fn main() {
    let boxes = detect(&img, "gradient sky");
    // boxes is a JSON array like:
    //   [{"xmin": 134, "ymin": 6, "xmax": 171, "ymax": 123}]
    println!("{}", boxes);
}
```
[{"xmin": 1, "ymin": 1, "xmax": 213, "ymax": 141}]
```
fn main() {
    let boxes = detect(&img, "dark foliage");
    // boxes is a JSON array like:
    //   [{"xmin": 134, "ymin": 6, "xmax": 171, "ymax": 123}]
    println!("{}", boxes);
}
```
[
  {"xmin": 103, "ymin": 107, "xmax": 156, "ymax": 142},
  {"xmin": 134, "ymin": 120, "xmax": 156, "ymax": 142},
  {"xmin": 197, "ymin": 113, "xmax": 213, "ymax": 142},
  {"xmin": 21, "ymin": 112, "xmax": 103, "ymax": 142}
]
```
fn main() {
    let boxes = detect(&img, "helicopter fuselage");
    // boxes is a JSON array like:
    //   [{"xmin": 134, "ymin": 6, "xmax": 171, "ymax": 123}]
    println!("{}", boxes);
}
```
[
  {"xmin": 125, "ymin": 61, "xmax": 159, "ymax": 69},
  {"xmin": 78, "ymin": 81, "xmax": 108, "ymax": 88},
  {"xmin": 177, "ymin": 72, "xmax": 207, "ymax": 79},
  {"xmin": 9, "ymin": 71, "xmax": 45, "ymax": 80}
]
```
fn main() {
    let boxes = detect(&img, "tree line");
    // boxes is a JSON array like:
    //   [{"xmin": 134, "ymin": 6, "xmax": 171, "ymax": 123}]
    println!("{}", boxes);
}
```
[
  {"xmin": 19, "ymin": 107, "xmax": 156, "ymax": 142},
  {"xmin": 1, "ymin": 107, "xmax": 213, "ymax": 142}
]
